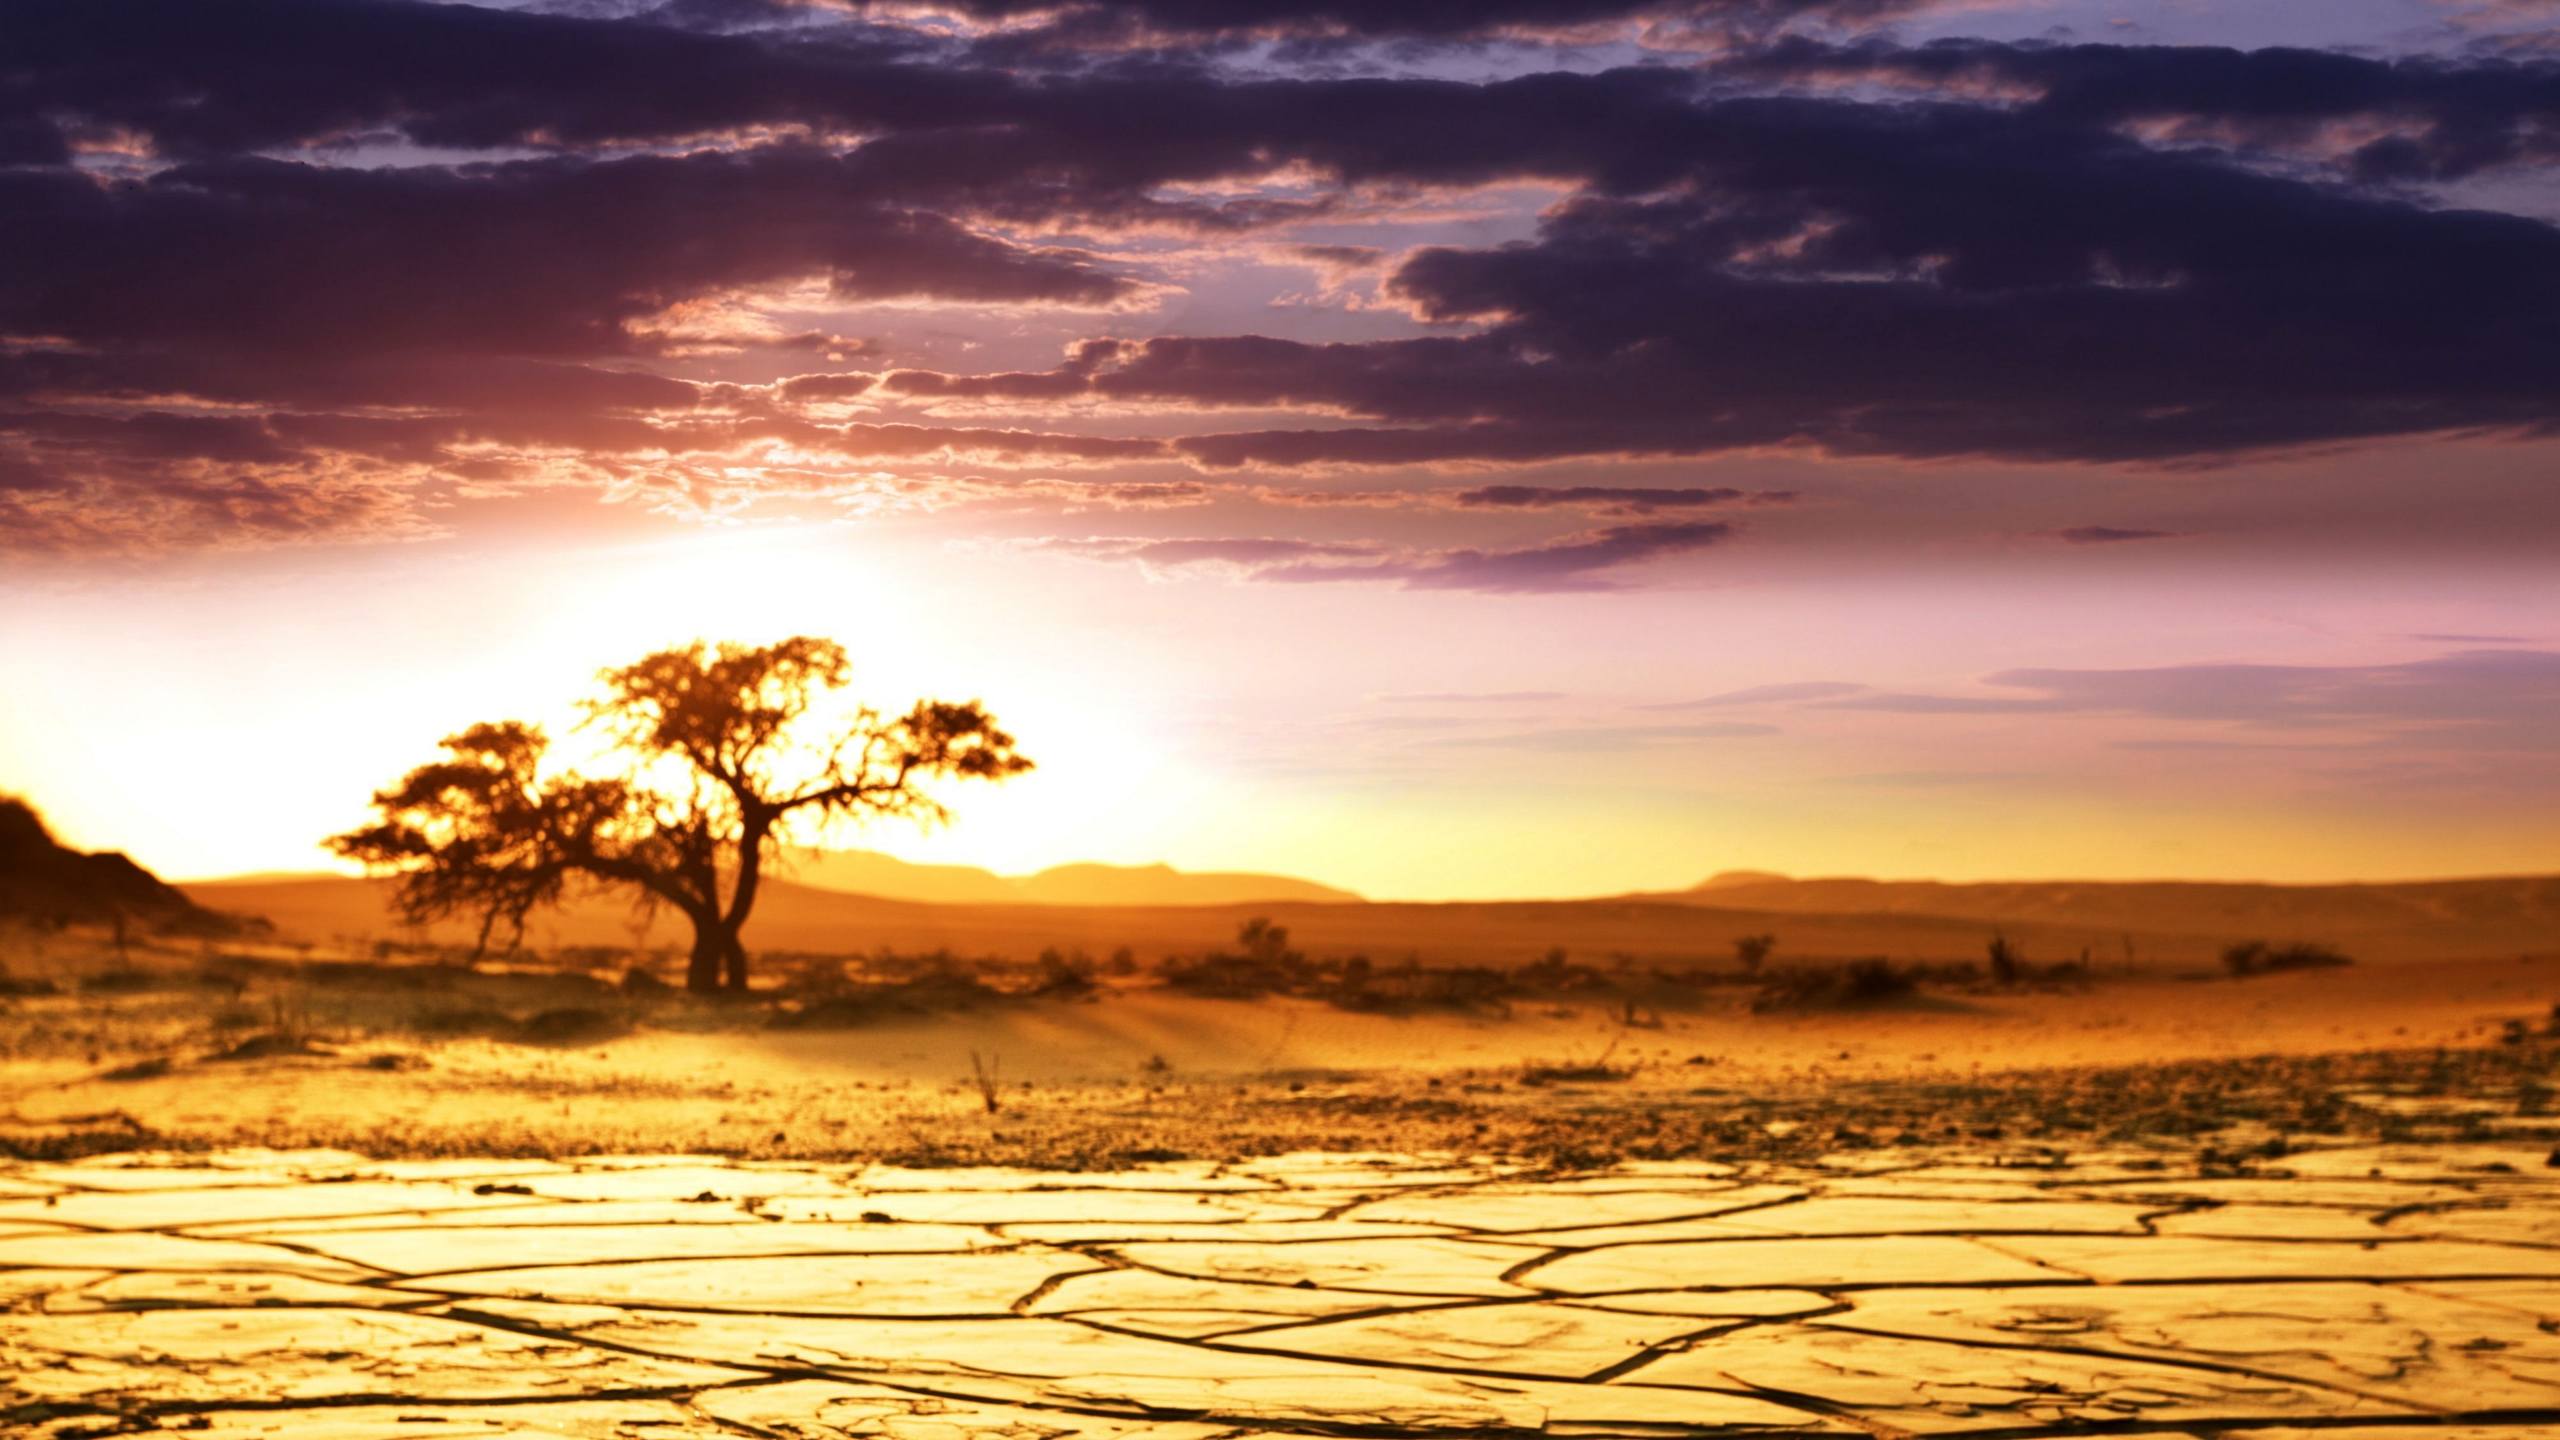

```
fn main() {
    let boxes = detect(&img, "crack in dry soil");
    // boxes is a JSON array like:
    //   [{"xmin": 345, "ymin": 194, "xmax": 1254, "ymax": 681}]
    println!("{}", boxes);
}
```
[{"xmin": 5, "ymin": 1141, "xmax": 2560, "ymax": 1437}]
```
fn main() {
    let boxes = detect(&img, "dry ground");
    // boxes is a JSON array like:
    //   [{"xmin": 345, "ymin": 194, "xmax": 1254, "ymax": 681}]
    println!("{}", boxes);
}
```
[
  {"xmin": 2, "ymin": 929, "xmax": 2555, "ymax": 1168},
  {"xmin": 7, "ymin": 1140, "xmax": 2560, "ymax": 1437},
  {"xmin": 6, "ymin": 931, "xmax": 2560, "ymax": 1437}
]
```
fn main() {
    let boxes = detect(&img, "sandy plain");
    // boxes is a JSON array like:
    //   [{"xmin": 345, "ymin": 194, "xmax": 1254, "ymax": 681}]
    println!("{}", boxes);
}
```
[{"xmin": 3, "ymin": 880, "xmax": 2558, "ymax": 1437}]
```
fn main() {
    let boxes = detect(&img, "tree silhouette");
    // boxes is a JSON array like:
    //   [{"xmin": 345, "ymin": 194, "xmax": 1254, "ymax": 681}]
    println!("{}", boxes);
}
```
[{"xmin": 329, "ymin": 638, "xmax": 1030, "ymax": 994}]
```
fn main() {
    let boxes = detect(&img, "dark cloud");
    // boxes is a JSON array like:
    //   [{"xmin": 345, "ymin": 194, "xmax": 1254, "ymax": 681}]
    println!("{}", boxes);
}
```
[
  {"xmin": 860, "ymin": 0, "xmax": 1947, "ymax": 59},
  {"xmin": 1260, "ymin": 519, "xmax": 1735, "ymax": 592},
  {"xmin": 864, "ymin": 94, "xmax": 2560, "ymax": 471},
  {"xmin": 1363, "ymin": 99, "xmax": 2560, "ymax": 464},
  {"xmin": 0, "ymin": 0, "xmax": 1934, "ymax": 168},
  {"xmin": 2047, "ymin": 526, "xmax": 2190, "ymax": 544},
  {"xmin": 1723, "ymin": 38, "xmax": 2560, "ymax": 182},
  {"xmin": 9, "ymin": 1, "xmax": 2560, "ymax": 554},
  {"xmin": 777, "ymin": 373, "xmax": 882, "ymax": 402},
  {"xmin": 0, "ymin": 149, "xmax": 1139, "ymax": 361},
  {"xmin": 1031, "ymin": 519, "xmax": 1733, "ymax": 591},
  {"xmin": 0, "ymin": 1, "xmax": 1725, "ymax": 202},
  {"xmin": 1450, "ymin": 485, "xmax": 1792, "ymax": 515},
  {"xmin": 1249, "ymin": 482, "xmax": 1792, "ymax": 514},
  {"xmin": 0, "ymin": 0, "xmax": 942, "ymax": 158},
  {"xmin": 922, "ymin": 0, "xmax": 1924, "ymax": 39},
  {"xmin": 1030, "ymin": 535, "xmax": 1379, "ymax": 569}
]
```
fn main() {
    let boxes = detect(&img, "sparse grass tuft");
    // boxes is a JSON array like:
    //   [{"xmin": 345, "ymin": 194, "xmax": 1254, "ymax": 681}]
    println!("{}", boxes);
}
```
[{"xmin": 968, "ymin": 1049, "xmax": 1003, "ymax": 1114}]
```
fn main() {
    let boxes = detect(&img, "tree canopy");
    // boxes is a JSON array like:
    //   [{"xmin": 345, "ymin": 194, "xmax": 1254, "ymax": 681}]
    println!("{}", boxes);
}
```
[{"xmin": 329, "ymin": 637, "xmax": 1030, "ymax": 992}]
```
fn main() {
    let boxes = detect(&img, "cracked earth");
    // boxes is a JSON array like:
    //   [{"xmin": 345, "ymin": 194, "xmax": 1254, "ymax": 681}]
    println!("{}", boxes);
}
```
[{"xmin": 6, "ymin": 1142, "xmax": 2559, "ymax": 1439}]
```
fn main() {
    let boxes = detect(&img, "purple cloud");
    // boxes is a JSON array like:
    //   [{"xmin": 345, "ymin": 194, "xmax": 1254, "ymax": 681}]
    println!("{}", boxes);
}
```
[
  {"xmin": 1258, "ymin": 521, "xmax": 1736, "ymax": 593},
  {"xmin": 2047, "ymin": 526, "xmax": 2191, "ymax": 545}
]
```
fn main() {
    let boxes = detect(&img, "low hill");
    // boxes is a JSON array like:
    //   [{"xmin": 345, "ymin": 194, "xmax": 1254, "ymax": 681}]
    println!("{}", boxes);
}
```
[
  {"xmin": 1, "ymin": 798, "xmax": 257, "ymax": 936},
  {"xmin": 1011, "ymin": 862, "xmax": 1360, "ymax": 907},
  {"xmin": 1645, "ymin": 872, "xmax": 2560, "ymax": 962},
  {"xmin": 781, "ymin": 849, "xmax": 1361, "ymax": 907},
  {"xmin": 176, "ymin": 871, "xmax": 2126, "ymax": 968},
  {"xmin": 777, "ymin": 850, "xmax": 1017, "ymax": 905},
  {"xmin": 181, "ymin": 864, "xmax": 2556, "ymax": 972},
  {"xmin": 1693, "ymin": 869, "xmax": 1791, "ymax": 891}
]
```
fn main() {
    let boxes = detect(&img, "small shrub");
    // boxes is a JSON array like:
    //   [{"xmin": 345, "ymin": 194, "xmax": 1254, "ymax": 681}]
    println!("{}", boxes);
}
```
[
  {"xmin": 1238, "ymin": 917, "xmax": 1291, "ymax": 963},
  {"xmin": 2223, "ymin": 940, "xmax": 2353, "ymax": 978},
  {"xmin": 1987, "ymin": 933, "xmax": 2022, "ymax": 986},
  {"xmin": 1843, "ymin": 956, "xmax": 1916, "ymax": 1000},
  {"xmin": 1518, "ymin": 948, "xmax": 1606, "ymax": 994},
  {"xmin": 1751, "ymin": 957, "xmax": 1917, "ymax": 1011},
  {"xmin": 621, "ymin": 966, "xmax": 674, "ymax": 996},
  {"xmin": 1033, "ymin": 948, "xmax": 1098, "ymax": 998},
  {"xmin": 1733, "ymin": 934, "xmax": 1776, "ymax": 976},
  {"xmin": 1157, "ymin": 918, "xmax": 1311, "ymax": 998},
  {"xmin": 769, "ymin": 958, "xmax": 1004, "ymax": 1028}
]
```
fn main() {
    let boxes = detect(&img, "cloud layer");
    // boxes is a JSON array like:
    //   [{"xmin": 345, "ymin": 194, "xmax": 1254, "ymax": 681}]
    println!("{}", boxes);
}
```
[{"xmin": 7, "ymin": 1, "xmax": 2560, "ymax": 561}]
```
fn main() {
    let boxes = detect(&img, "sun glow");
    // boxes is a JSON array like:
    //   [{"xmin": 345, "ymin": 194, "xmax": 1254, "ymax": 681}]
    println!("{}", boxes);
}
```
[
  {"xmin": 4, "ymin": 523, "xmax": 1187, "ymax": 885},
  {"xmin": 453, "ymin": 528, "xmax": 1198, "ymax": 882}
]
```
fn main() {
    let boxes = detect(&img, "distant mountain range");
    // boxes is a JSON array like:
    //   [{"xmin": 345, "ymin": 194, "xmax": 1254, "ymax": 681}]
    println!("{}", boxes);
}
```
[
  {"xmin": 181, "ymin": 863, "xmax": 2560, "ymax": 971},
  {"xmin": 1649, "ymin": 870, "xmax": 2560, "ymax": 952},
  {"xmin": 43, "ymin": 790, "xmax": 2548, "ymax": 968},
  {"xmin": 1, "ymin": 797, "xmax": 255, "ymax": 936},
  {"xmin": 780, "ymin": 849, "xmax": 1363, "ymax": 907}
]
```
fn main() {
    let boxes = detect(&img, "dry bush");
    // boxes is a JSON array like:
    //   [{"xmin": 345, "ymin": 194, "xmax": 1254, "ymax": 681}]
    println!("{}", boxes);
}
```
[
  {"xmin": 1751, "ymin": 957, "xmax": 1919, "ymax": 1012},
  {"xmin": 2222, "ymin": 940, "xmax": 2354, "ymax": 978},
  {"xmin": 1032, "ymin": 947, "xmax": 1099, "ymax": 998},
  {"xmin": 769, "ymin": 951, "xmax": 1007, "ymax": 1028}
]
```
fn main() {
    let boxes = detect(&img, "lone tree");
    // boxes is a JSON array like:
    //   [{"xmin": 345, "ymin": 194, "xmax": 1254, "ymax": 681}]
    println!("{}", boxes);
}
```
[{"xmin": 329, "ymin": 637, "xmax": 1030, "ymax": 994}]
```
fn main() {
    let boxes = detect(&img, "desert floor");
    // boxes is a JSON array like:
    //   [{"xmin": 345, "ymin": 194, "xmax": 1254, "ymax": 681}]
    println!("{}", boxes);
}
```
[
  {"xmin": 7, "ymin": 1139, "xmax": 2560, "ymax": 1438},
  {"xmin": 4, "ymin": 939, "xmax": 2559, "ymax": 1435}
]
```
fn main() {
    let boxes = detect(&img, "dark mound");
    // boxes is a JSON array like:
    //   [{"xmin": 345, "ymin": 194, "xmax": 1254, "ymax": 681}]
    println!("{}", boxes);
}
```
[{"xmin": 0, "ymin": 796, "xmax": 260, "ymax": 936}]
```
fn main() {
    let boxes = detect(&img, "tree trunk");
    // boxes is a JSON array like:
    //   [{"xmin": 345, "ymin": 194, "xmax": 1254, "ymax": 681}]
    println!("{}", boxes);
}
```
[
  {"xmin": 685, "ymin": 922, "xmax": 723, "ymax": 995},
  {"xmin": 719, "ymin": 815, "xmax": 768, "ymax": 994}
]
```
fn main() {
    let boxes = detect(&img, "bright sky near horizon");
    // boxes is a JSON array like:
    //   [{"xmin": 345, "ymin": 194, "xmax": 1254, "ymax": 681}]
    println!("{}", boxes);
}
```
[{"xmin": 4, "ymin": 0, "xmax": 2558, "ymax": 898}]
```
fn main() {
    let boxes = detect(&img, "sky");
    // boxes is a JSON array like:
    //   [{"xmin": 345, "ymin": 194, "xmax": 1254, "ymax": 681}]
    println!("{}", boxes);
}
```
[{"xmin": 3, "ymin": 0, "xmax": 2558, "ymax": 900}]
